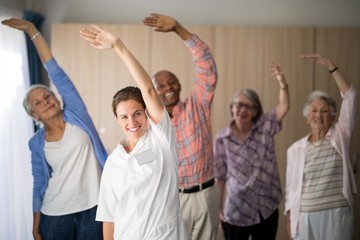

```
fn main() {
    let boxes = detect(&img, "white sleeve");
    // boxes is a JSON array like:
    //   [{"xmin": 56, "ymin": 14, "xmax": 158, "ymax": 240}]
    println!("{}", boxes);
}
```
[
  {"xmin": 147, "ymin": 107, "xmax": 174, "ymax": 146},
  {"xmin": 96, "ymin": 160, "xmax": 117, "ymax": 222}
]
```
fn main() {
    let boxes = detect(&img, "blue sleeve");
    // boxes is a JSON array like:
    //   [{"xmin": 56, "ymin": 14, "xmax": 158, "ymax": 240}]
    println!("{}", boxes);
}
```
[
  {"xmin": 44, "ymin": 58, "xmax": 87, "ymax": 113},
  {"xmin": 29, "ymin": 131, "xmax": 50, "ymax": 212},
  {"xmin": 43, "ymin": 58, "xmax": 107, "ymax": 168}
]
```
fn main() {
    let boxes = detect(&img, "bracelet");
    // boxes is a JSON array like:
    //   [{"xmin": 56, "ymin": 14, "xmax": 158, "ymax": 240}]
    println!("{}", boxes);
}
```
[
  {"xmin": 31, "ymin": 32, "xmax": 41, "ymax": 41},
  {"xmin": 280, "ymin": 83, "xmax": 288, "ymax": 91},
  {"xmin": 329, "ymin": 67, "xmax": 338, "ymax": 73}
]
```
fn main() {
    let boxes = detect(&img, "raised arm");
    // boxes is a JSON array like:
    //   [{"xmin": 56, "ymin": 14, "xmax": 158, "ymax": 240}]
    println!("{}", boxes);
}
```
[
  {"xmin": 80, "ymin": 25, "xmax": 164, "ymax": 123},
  {"xmin": 270, "ymin": 61, "xmax": 290, "ymax": 121},
  {"xmin": 143, "ymin": 13, "xmax": 192, "ymax": 41},
  {"xmin": 2, "ymin": 18, "xmax": 52, "ymax": 64},
  {"xmin": 2, "ymin": 18, "xmax": 53, "ymax": 240},
  {"xmin": 144, "ymin": 13, "xmax": 217, "ymax": 106},
  {"xmin": 300, "ymin": 54, "xmax": 351, "ymax": 94}
]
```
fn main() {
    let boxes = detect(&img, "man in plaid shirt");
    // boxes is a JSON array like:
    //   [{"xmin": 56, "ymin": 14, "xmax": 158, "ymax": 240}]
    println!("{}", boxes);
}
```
[{"xmin": 144, "ymin": 14, "xmax": 219, "ymax": 240}]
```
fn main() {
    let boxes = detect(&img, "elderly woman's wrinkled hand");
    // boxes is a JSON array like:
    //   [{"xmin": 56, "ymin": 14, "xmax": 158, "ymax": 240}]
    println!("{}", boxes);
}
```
[
  {"xmin": 299, "ymin": 54, "xmax": 335, "ymax": 70},
  {"xmin": 270, "ymin": 61, "xmax": 287, "ymax": 87},
  {"xmin": 2, "ymin": 18, "xmax": 34, "ymax": 33}
]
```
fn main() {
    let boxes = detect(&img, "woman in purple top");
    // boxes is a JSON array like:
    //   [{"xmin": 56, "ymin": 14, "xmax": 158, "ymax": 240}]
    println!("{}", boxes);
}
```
[{"xmin": 214, "ymin": 61, "xmax": 290, "ymax": 240}]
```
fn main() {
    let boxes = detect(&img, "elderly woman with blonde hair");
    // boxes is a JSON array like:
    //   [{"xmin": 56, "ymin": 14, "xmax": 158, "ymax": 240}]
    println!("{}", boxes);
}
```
[{"xmin": 285, "ymin": 54, "xmax": 358, "ymax": 240}]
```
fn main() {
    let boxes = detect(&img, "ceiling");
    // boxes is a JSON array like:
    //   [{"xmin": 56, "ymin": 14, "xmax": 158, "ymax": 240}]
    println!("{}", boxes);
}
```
[
  {"xmin": 2, "ymin": 0, "xmax": 360, "ymax": 38},
  {"xmin": 28, "ymin": 0, "xmax": 360, "ymax": 27}
]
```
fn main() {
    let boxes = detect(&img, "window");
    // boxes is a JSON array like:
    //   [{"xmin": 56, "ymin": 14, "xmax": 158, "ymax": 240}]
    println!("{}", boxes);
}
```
[{"xmin": 0, "ymin": 6, "xmax": 33, "ymax": 239}]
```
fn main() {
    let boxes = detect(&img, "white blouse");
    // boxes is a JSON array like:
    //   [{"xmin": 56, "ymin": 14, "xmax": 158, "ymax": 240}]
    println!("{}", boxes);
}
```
[{"xmin": 96, "ymin": 111, "xmax": 189, "ymax": 240}]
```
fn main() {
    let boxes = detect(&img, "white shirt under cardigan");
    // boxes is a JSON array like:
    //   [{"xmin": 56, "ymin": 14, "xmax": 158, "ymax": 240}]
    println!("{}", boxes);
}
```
[
  {"xmin": 42, "ymin": 123, "xmax": 101, "ymax": 215},
  {"xmin": 96, "ymin": 110, "xmax": 189, "ymax": 240},
  {"xmin": 285, "ymin": 87, "xmax": 358, "ymax": 238}
]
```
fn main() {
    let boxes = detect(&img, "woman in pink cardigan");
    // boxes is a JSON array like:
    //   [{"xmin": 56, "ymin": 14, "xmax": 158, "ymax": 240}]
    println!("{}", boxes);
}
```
[{"xmin": 285, "ymin": 54, "xmax": 358, "ymax": 240}]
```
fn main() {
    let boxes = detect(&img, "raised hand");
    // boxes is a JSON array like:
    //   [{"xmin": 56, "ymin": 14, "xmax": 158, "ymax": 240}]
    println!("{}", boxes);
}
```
[
  {"xmin": 301, "ymin": 53, "xmax": 349, "ymax": 93},
  {"xmin": 3, "ymin": 18, "xmax": 52, "ymax": 63},
  {"xmin": 143, "ymin": 13, "xmax": 177, "ymax": 32},
  {"xmin": 2, "ymin": 18, "xmax": 35, "ymax": 34},
  {"xmin": 271, "ymin": 60, "xmax": 290, "ymax": 121},
  {"xmin": 270, "ymin": 61, "xmax": 286, "ymax": 85},
  {"xmin": 299, "ymin": 54, "xmax": 335, "ymax": 70},
  {"xmin": 80, "ymin": 25, "xmax": 117, "ymax": 50}
]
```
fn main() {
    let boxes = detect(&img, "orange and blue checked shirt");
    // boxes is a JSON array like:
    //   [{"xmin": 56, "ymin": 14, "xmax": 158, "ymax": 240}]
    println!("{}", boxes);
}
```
[{"xmin": 171, "ymin": 34, "xmax": 217, "ymax": 188}]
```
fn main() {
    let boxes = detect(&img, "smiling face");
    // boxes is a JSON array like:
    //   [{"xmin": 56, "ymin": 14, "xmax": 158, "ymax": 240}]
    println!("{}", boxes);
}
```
[
  {"xmin": 306, "ymin": 99, "xmax": 334, "ymax": 133},
  {"xmin": 115, "ymin": 99, "xmax": 148, "ymax": 143},
  {"xmin": 153, "ymin": 71, "xmax": 181, "ymax": 108},
  {"xmin": 28, "ymin": 87, "xmax": 62, "ymax": 123},
  {"xmin": 231, "ymin": 95, "xmax": 257, "ymax": 125}
]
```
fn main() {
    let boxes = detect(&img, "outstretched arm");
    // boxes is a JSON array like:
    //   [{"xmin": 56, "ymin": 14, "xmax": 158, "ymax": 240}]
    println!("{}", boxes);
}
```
[
  {"xmin": 2, "ymin": 18, "xmax": 52, "ymax": 64},
  {"xmin": 2, "ymin": 18, "xmax": 53, "ymax": 240},
  {"xmin": 80, "ymin": 25, "xmax": 164, "ymax": 123},
  {"xmin": 143, "ymin": 13, "xmax": 192, "ymax": 41},
  {"xmin": 270, "ymin": 61, "xmax": 290, "ymax": 121},
  {"xmin": 144, "ymin": 13, "xmax": 217, "ymax": 106},
  {"xmin": 300, "ymin": 54, "xmax": 351, "ymax": 94}
]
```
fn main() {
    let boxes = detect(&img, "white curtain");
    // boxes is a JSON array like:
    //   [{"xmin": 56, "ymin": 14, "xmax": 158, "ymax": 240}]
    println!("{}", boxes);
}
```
[{"xmin": 0, "ymin": 6, "xmax": 34, "ymax": 240}]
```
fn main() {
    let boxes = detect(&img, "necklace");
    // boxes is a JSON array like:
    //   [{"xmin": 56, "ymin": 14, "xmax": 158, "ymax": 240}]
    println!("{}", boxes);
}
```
[
  {"xmin": 311, "ymin": 138, "xmax": 324, "ymax": 148},
  {"xmin": 309, "ymin": 134, "xmax": 325, "ymax": 148}
]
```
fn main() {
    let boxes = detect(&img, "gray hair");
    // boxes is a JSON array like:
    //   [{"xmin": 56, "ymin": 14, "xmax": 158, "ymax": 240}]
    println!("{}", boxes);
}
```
[
  {"xmin": 23, "ymin": 84, "xmax": 55, "ymax": 128},
  {"xmin": 230, "ymin": 88, "xmax": 263, "ymax": 123},
  {"xmin": 302, "ymin": 90, "xmax": 337, "ymax": 117}
]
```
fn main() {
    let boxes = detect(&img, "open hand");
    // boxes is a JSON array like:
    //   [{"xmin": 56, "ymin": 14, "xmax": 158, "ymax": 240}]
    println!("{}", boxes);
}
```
[
  {"xmin": 80, "ymin": 25, "xmax": 117, "ymax": 49},
  {"xmin": 299, "ymin": 53, "xmax": 334, "ymax": 69},
  {"xmin": 2, "ymin": 18, "xmax": 34, "ymax": 33},
  {"xmin": 143, "ymin": 13, "xmax": 177, "ymax": 32},
  {"xmin": 270, "ymin": 61, "xmax": 286, "ymax": 83}
]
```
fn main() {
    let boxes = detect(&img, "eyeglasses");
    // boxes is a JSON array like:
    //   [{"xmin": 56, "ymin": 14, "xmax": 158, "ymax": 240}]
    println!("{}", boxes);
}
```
[{"xmin": 232, "ymin": 102, "xmax": 256, "ymax": 111}]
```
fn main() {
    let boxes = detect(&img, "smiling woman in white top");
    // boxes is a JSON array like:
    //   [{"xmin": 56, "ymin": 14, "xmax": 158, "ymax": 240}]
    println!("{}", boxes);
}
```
[{"xmin": 80, "ymin": 25, "xmax": 189, "ymax": 240}]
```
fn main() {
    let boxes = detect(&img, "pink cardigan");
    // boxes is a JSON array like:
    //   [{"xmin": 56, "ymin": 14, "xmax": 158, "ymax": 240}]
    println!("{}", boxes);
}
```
[{"xmin": 285, "ymin": 87, "xmax": 358, "ymax": 238}]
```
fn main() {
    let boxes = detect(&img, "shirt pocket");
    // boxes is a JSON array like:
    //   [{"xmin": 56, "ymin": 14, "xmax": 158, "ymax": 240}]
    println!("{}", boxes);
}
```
[
  {"xmin": 131, "ymin": 148, "xmax": 158, "ymax": 200},
  {"xmin": 135, "ymin": 148, "xmax": 156, "ymax": 166}
]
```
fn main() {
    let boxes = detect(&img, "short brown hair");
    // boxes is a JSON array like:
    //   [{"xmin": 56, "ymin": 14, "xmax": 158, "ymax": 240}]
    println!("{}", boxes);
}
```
[{"xmin": 112, "ymin": 86, "xmax": 146, "ymax": 117}]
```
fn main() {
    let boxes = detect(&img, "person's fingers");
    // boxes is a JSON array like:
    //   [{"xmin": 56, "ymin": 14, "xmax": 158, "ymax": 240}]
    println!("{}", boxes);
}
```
[
  {"xmin": 1, "ymin": 19, "xmax": 9, "ymax": 25},
  {"xmin": 79, "ymin": 33, "xmax": 93, "ymax": 42},
  {"xmin": 143, "ymin": 17, "xmax": 158, "ymax": 26},
  {"xmin": 150, "ymin": 13, "xmax": 161, "ymax": 17},
  {"xmin": 2, "ymin": 19, "xmax": 17, "ymax": 27},
  {"xmin": 80, "ymin": 28, "xmax": 95, "ymax": 37},
  {"xmin": 90, "ymin": 24, "xmax": 102, "ymax": 33}
]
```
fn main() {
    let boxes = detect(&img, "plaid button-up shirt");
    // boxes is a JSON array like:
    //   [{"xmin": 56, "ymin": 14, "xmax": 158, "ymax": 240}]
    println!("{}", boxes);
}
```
[{"xmin": 171, "ymin": 34, "xmax": 217, "ymax": 188}]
